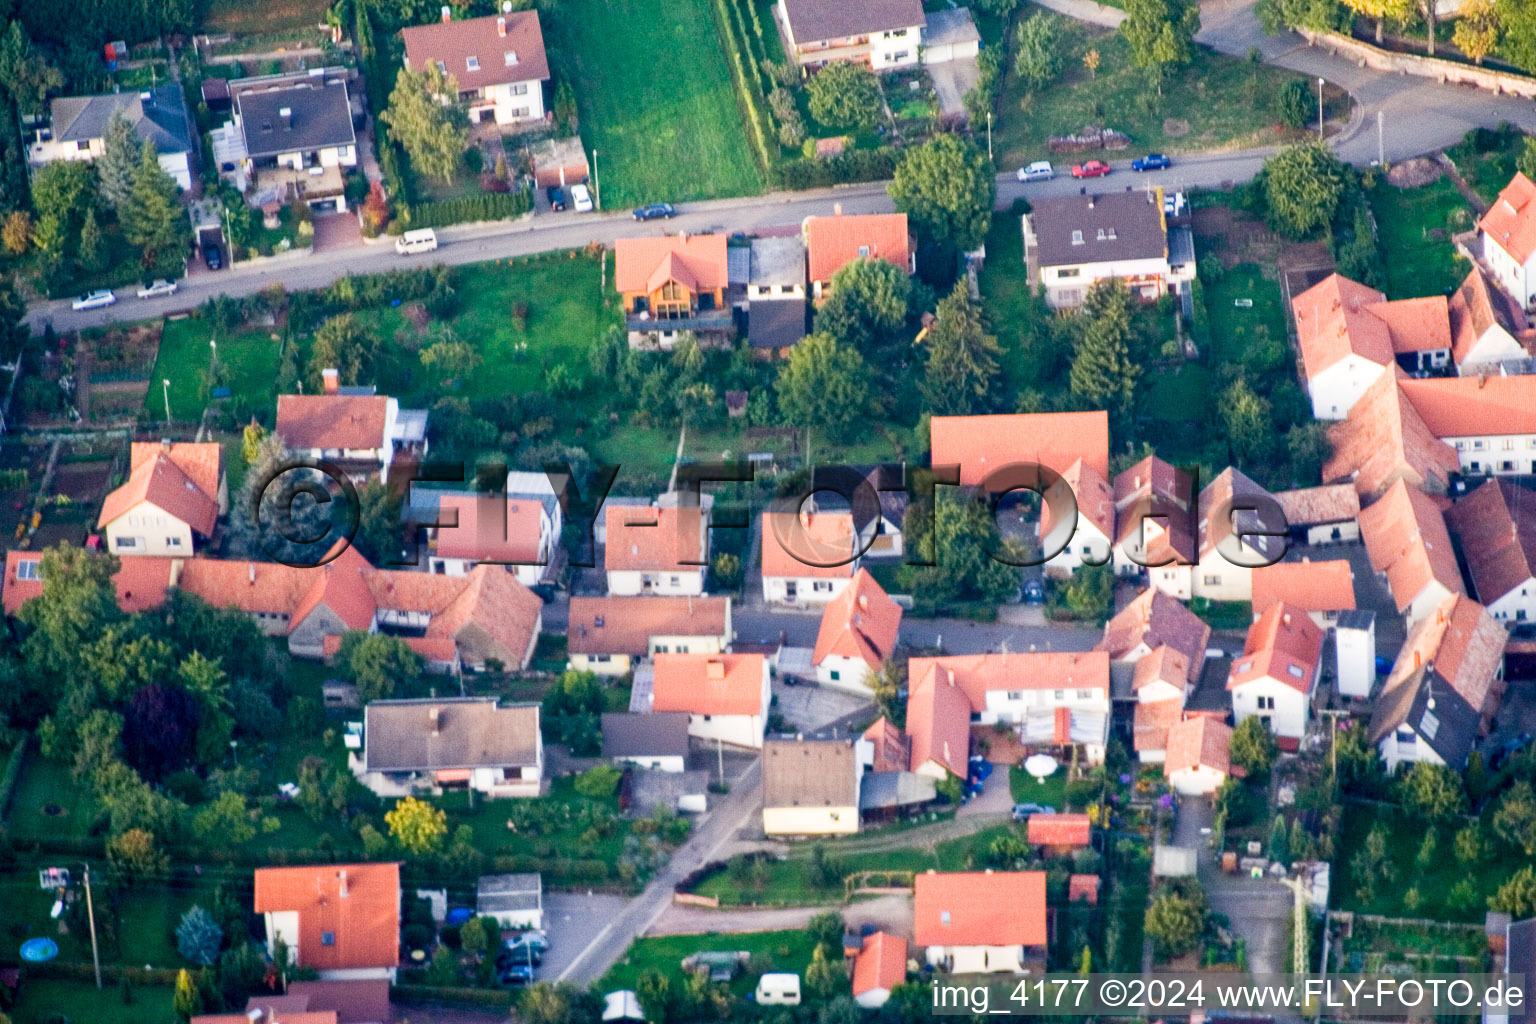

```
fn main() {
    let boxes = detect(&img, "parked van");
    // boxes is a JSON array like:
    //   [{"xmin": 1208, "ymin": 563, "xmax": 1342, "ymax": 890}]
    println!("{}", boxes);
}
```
[
  {"xmin": 755, "ymin": 973, "xmax": 801, "ymax": 1006},
  {"xmin": 395, "ymin": 228, "xmax": 439, "ymax": 255}
]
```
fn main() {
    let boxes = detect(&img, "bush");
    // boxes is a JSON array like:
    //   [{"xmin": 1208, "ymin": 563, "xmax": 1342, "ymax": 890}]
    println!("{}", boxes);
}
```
[
  {"xmin": 574, "ymin": 764, "xmax": 623, "ymax": 798},
  {"xmin": 404, "ymin": 188, "xmax": 532, "ymax": 229},
  {"xmin": 774, "ymin": 149, "xmax": 898, "ymax": 190},
  {"xmin": 1274, "ymin": 79, "xmax": 1313, "ymax": 129}
]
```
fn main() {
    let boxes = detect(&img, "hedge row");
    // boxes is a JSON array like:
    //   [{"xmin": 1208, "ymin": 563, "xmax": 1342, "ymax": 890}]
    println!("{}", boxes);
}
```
[
  {"xmin": 710, "ymin": 0, "xmax": 776, "ymax": 175},
  {"xmin": 773, "ymin": 148, "xmax": 899, "ymax": 190},
  {"xmin": 0, "ymin": 736, "xmax": 30, "ymax": 824},
  {"xmin": 402, "ymin": 188, "xmax": 532, "ymax": 229},
  {"xmin": 391, "ymin": 983, "xmax": 513, "ymax": 1008},
  {"xmin": 26, "ymin": 960, "xmax": 181, "ymax": 987}
]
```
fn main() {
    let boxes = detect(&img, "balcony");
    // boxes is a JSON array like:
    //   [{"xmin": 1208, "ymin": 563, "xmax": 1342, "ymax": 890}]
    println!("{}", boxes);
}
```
[{"xmin": 626, "ymin": 310, "xmax": 735, "ymax": 334}]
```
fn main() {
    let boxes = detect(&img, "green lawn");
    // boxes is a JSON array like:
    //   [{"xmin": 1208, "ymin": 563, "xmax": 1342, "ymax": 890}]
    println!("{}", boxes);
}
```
[
  {"xmin": 202, "ymin": 0, "xmax": 330, "ymax": 34},
  {"xmin": 8, "ymin": 979, "xmax": 174, "ymax": 1024},
  {"xmin": 599, "ymin": 929, "xmax": 820, "ymax": 1000},
  {"xmin": 7, "ymin": 754, "xmax": 100, "ymax": 841},
  {"xmin": 144, "ymin": 317, "xmax": 282, "ymax": 423},
  {"xmin": 1008, "ymin": 765, "xmax": 1069, "ymax": 809},
  {"xmin": 993, "ymin": 16, "xmax": 1345, "ymax": 169},
  {"xmin": 1365, "ymin": 177, "xmax": 1472, "ymax": 299},
  {"xmin": 1445, "ymin": 125, "xmax": 1528, "ymax": 205},
  {"xmin": 353, "ymin": 251, "xmax": 617, "ymax": 410},
  {"xmin": 547, "ymin": 0, "xmax": 763, "ymax": 206},
  {"xmin": 977, "ymin": 215, "xmax": 1068, "ymax": 395}
]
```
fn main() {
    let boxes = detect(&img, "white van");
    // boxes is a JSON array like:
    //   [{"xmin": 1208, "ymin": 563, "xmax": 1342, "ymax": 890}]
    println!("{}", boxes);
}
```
[
  {"xmin": 755, "ymin": 973, "xmax": 801, "ymax": 1006},
  {"xmin": 395, "ymin": 228, "xmax": 439, "ymax": 255}
]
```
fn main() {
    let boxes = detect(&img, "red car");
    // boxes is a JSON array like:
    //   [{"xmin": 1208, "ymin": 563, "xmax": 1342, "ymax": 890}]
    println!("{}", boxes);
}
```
[{"xmin": 1071, "ymin": 160, "xmax": 1111, "ymax": 178}]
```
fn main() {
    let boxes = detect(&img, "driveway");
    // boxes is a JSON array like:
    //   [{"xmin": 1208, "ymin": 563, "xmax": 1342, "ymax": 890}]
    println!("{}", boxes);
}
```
[
  {"xmin": 312, "ymin": 211, "xmax": 365, "ymax": 253},
  {"xmin": 650, "ymin": 893, "xmax": 913, "ymax": 939},
  {"xmin": 1176, "ymin": 795, "xmax": 1294, "ymax": 975},
  {"xmin": 927, "ymin": 57, "xmax": 980, "ymax": 118},
  {"xmin": 539, "ymin": 891, "xmax": 633, "ymax": 978},
  {"xmin": 773, "ymin": 684, "xmax": 873, "ymax": 734}
]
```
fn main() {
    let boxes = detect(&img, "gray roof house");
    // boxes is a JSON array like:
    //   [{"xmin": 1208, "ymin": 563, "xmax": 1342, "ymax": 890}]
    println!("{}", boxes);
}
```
[
  {"xmin": 602, "ymin": 712, "xmax": 691, "ymax": 769},
  {"xmin": 234, "ymin": 77, "xmax": 357, "ymax": 160},
  {"xmin": 476, "ymin": 873, "xmax": 543, "ymax": 929},
  {"xmin": 353, "ymin": 697, "xmax": 543, "ymax": 799},
  {"xmin": 30, "ymin": 86, "xmax": 194, "ymax": 190}
]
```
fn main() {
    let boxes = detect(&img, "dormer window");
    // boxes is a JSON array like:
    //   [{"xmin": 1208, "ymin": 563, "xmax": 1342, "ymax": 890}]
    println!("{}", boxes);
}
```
[
  {"xmin": 16, "ymin": 560, "xmax": 40, "ymax": 581},
  {"xmin": 1107, "ymin": 227, "xmax": 1117, "ymax": 239},
  {"xmin": 321, "ymin": 931, "xmax": 335, "ymax": 946},
  {"xmin": 434, "ymin": 60, "xmax": 447, "ymax": 74},
  {"xmin": 857, "ymin": 245, "xmax": 870, "ymax": 258},
  {"xmin": 1071, "ymin": 230, "xmax": 1083, "ymax": 245},
  {"xmin": 1096, "ymin": 228, "xmax": 1105, "ymax": 240},
  {"xmin": 505, "ymin": 50, "xmax": 519, "ymax": 65},
  {"xmin": 466, "ymin": 55, "xmax": 480, "ymax": 71}
]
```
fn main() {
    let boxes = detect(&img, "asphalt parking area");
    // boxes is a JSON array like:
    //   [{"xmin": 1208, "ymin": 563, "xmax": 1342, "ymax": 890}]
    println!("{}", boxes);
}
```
[{"xmin": 538, "ymin": 891, "xmax": 633, "ymax": 979}]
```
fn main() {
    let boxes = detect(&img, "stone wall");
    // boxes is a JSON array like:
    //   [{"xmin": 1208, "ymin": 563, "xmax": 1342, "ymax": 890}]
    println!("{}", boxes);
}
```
[{"xmin": 1297, "ymin": 28, "xmax": 1536, "ymax": 99}]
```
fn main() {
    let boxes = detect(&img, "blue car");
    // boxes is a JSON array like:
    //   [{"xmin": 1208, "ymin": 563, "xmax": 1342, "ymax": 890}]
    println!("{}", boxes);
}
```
[
  {"xmin": 632, "ymin": 202, "xmax": 676, "ymax": 221},
  {"xmin": 1132, "ymin": 153, "xmax": 1171, "ymax": 172}
]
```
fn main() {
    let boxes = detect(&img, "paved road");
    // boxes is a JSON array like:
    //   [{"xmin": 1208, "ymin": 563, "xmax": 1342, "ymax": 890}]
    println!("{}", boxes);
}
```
[{"xmin": 556, "ymin": 755, "xmax": 766, "ymax": 985}]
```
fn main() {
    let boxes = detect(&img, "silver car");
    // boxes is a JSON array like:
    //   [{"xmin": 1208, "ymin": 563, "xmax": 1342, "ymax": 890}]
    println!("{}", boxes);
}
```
[
  {"xmin": 1017, "ymin": 161, "xmax": 1054, "ymax": 182},
  {"xmin": 71, "ymin": 290, "xmax": 117, "ymax": 310},
  {"xmin": 137, "ymin": 279, "xmax": 178, "ymax": 299}
]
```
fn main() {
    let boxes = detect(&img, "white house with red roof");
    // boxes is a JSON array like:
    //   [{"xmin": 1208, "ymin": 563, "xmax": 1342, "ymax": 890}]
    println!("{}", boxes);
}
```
[
  {"xmin": 426, "ymin": 494, "xmax": 554, "ymax": 586},
  {"xmin": 1164, "ymin": 715, "xmax": 1232, "ymax": 795},
  {"xmin": 929, "ymin": 412, "xmax": 1110, "ymax": 488},
  {"xmin": 812, "ymin": 568, "xmax": 902, "ymax": 692},
  {"xmin": 98, "ymin": 441, "xmax": 225, "ymax": 556},
  {"xmin": 254, "ymin": 863, "xmax": 401, "ymax": 981},
  {"xmin": 914, "ymin": 870, "xmax": 1047, "ymax": 973},
  {"xmin": 1041, "ymin": 456, "xmax": 1115, "ymax": 577},
  {"xmin": 1358, "ymin": 479, "xmax": 1464, "ymax": 626},
  {"xmin": 605, "ymin": 504, "xmax": 709, "ymax": 597},
  {"xmin": 907, "ymin": 651, "xmax": 1111, "ymax": 763},
  {"xmin": 275, "ymin": 383, "xmax": 428, "ymax": 484},
  {"xmin": 761, "ymin": 510, "xmax": 858, "ymax": 606},
  {"xmin": 803, "ymin": 212, "xmax": 913, "ymax": 300},
  {"xmin": 905, "ymin": 668, "xmax": 972, "ymax": 780},
  {"xmin": 1162, "ymin": 467, "xmax": 1285, "ymax": 604},
  {"xmin": 1227, "ymin": 602, "xmax": 1324, "ymax": 747},
  {"xmin": 1111, "ymin": 455, "xmax": 1196, "ymax": 582},
  {"xmin": 851, "ymin": 931, "xmax": 907, "ymax": 1009},
  {"xmin": 647, "ymin": 653, "xmax": 771, "ymax": 749},
  {"xmin": 1251, "ymin": 559, "xmax": 1357, "ymax": 629},
  {"xmin": 1479, "ymin": 172, "xmax": 1536, "ymax": 310},
  {"xmin": 401, "ymin": 9, "xmax": 549, "ymax": 126},
  {"xmin": 1131, "ymin": 644, "xmax": 1192, "ymax": 763}
]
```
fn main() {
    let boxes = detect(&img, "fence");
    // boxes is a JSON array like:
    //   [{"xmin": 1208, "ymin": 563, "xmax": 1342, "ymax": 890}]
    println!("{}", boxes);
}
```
[{"xmin": 1296, "ymin": 29, "xmax": 1536, "ymax": 99}]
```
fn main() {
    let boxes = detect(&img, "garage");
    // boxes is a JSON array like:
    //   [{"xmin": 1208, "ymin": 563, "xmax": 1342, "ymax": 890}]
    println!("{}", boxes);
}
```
[{"xmin": 921, "ymin": 8, "xmax": 981, "ymax": 64}]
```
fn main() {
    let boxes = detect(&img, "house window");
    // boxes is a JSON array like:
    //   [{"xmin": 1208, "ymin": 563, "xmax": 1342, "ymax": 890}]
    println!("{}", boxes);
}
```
[
  {"xmin": 1057, "ymin": 268, "xmax": 1080, "ymax": 278},
  {"xmin": 1007, "ymin": 690, "xmax": 1024, "ymax": 701},
  {"xmin": 1257, "ymin": 696, "xmax": 1275, "ymax": 710},
  {"xmin": 890, "ymin": 50, "xmax": 909, "ymax": 60},
  {"xmin": 1203, "ymin": 574, "xmax": 1220, "ymax": 585},
  {"xmin": 505, "ymin": 50, "xmax": 519, "ymax": 65},
  {"xmin": 830, "ymin": 670, "xmax": 840, "ymax": 681},
  {"xmin": 1076, "ymin": 689, "xmax": 1092, "ymax": 699},
  {"xmin": 116, "ymin": 537, "xmax": 139, "ymax": 549},
  {"xmin": 1287, "ymin": 664, "xmax": 1304, "ymax": 679},
  {"xmin": 669, "ymin": 576, "xmax": 680, "ymax": 586},
  {"xmin": 858, "ymin": 245, "xmax": 871, "ymax": 258},
  {"xmin": 434, "ymin": 60, "xmax": 447, "ymax": 74},
  {"xmin": 16, "ymin": 560, "xmax": 40, "ymax": 581},
  {"xmin": 941, "ymin": 910, "xmax": 951, "ymax": 924},
  {"xmin": 1474, "ymin": 440, "xmax": 1486, "ymax": 450},
  {"xmin": 1053, "ymin": 690, "xmax": 1064, "ymax": 700},
  {"xmin": 654, "ymin": 645, "xmax": 668, "ymax": 654},
  {"xmin": 1071, "ymin": 231, "xmax": 1084, "ymax": 245},
  {"xmin": 512, "ymin": 82, "xmax": 528, "ymax": 95},
  {"xmin": 321, "ymin": 932, "xmax": 335, "ymax": 946},
  {"xmin": 466, "ymin": 55, "xmax": 480, "ymax": 71},
  {"xmin": 1420, "ymin": 710, "xmax": 1439, "ymax": 739},
  {"xmin": 593, "ymin": 654, "xmax": 611, "ymax": 663},
  {"xmin": 1096, "ymin": 228, "xmax": 1106, "ymax": 240},
  {"xmin": 813, "ymin": 581, "xmax": 833, "ymax": 592}
]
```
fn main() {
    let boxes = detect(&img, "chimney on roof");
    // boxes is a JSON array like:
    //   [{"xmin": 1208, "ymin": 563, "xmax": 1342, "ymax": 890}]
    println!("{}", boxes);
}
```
[
  {"xmin": 248, "ymin": 563, "xmax": 256, "ymax": 585},
  {"xmin": 429, "ymin": 706, "xmax": 440, "ymax": 734},
  {"xmin": 834, "ymin": 202, "xmax": 843, "ymax": 216},
  {"xmin": 857, "ymin": 593, "xmax": 868, "ymax": 611},
  {"xmin": 1282, "ymin": 612, "xmax": 1291, "ymax": 626},
  {"xmin": 503, "ymin": 0, "xmax": 512, "ymax": 9},
  {"xmin": 161, "ymin": 437, "xmax": 172, "ymax": 452},
  {"xmin": 441, "ymin": 4, "xmax": 451, "ymax": 20},
  {"xmin": 279, "ymin": 106, "xmax": 292, "ymax": 130},
  {"xmin": 338, "ymin": 869, "xmax": 349, "ymax": 898},
  {"xmin": 1088, "ymin": 196, "xmax": 1095, "ymax": 209},
  {"xmin": 497, "ymin": 16, "xmax": 506, "ymax": 36},
  {"xmin": 322, "ymin": 368, "xmax": 339, "ymax": 395}
]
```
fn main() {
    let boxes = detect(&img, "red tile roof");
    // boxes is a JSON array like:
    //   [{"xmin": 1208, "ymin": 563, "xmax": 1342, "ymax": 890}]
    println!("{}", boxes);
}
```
[
  {"xmin": 1479, "ymin": 171, "xmax": 1536, "ymax": 265},
  {"xmin": 1133, "ymin": 697, "xmax": 1184, "ymax": 753},
  {"xmin": 1132, "ymin": 644, "xmax": 1191, "ymax": 694},
  {"xmin": 908, "ymin": 652, "xmax": 1109, "ymax": 712},
  {"xmin": 614, "ymin": 234, "xmax": 729, "ymax": 295},
  {"xmin": 401, "ymin": 10, "xmax": 549, "ymax": 89},
  {"xmin": 1113, "ymin": 455, "xmax": 1190, "ymax": 510},
  {"xmin": 2, "ymin": 549, "xmax": 177, "ymax": 616},
  {"xmin": 913, "ymin": 870, "xmax": 1046, "ymax": 948},
  {"xmin": 1292, "ymin": 273, "xmax": 1393, "ymax": 376},
  {"xmin": 1445, "ymin": 478, "xmax": 1536, "ymax": 608},
  {"xmin": 434, "ymin": 495, "xmax": 544, "ymax": 563},
  {"xmin": 567, "ymin": 595, "xmax": 730, "ymax": 655},
  {"xmin": 1358, "ymin": 479, "xmax": 1464, "ymax": 613},
  {"xmin": 276, "ymin": 395, "xmax": 390, "ymax": 451},
  {"xmin": 1165, "ymin": 715, "xmax": 1232, "ymax": 777},
  {"xmin": 605, "ymin": 505, "xmax": 707, "ymax": 573},
  {"xmin": 931, "ymin": 412, "xmax": 1110, "ymax": 486},
  {"xmin": 1380, "ymin": 593, "xmax": 1507, "ymax": 720},
  {"xmin": 805, "ymin": 213, "xmax": 911, "ymax": 285},
  {"xmin": 1227, "ymin": 602, "xmax": 1324, "ymax": 693},
  {"xmin": 905, "ymin": 671, "xmax": 971, "ymax": 777},
  {"xmin": 651, "ymin": 653, "xmax": 765, "ymax": 716},
  {"xmin": 851, "ymin": 931, "xmax": 907, "ymax": 997},
  {"xmin": 1068, "ymin": 873, "xmax": 1101, "ymax": 904},
  {"xmin": 1324, "ymin": 372, "xmax": 1460, "ymax": 499},
  {"xmin": 253, "ymin": 863, "xmax": 400, "ymax": 972},
  {"xmin": 1272, "ymin": 484, "xmax": 1360, "ymax": 527},
  {"xmin": 812, "ymin": 568, "xmax": 902, "ymax": 670},
  {"xmin": 1027, "ymin": 813, "xmax": 1091, "ymax": 846},
  {"xmin": 1448, "ymin": 265, "xmax": 1531, "ymax": 366},
  {"xmin": 863, "ymin": 715, "xmax": 909, "ymax": 773},
  {"xmin": 761, "ymin": 511, "xmax": 857, "ymax": 579},
  {"xmin": 1397, "ymin": 375, "xmax": 1536, "ymax": 437},
  {"xmin": 1251, "ymin": 559, "xmax": 1356, "ymax": 618},
  {"xmin": 1042, "ymin": 457, "xmax": 1114, "ymax": 543},
  {"xmin": 99, "ymin": 442, "xmax": 222, "ymax": 537},
  {"xmin": 1099, "ymin": 588, "xmax": 1210, "ymax": 683}
]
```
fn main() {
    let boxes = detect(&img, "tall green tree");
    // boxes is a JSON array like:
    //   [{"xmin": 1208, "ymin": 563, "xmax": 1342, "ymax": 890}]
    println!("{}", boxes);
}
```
[
  {"xmin": 1497, "ymin": 0, "xmax": 1536, "ymax": 74},
  {"xmin": 121, "ymin": 141, "xmax": 183, "ymax": 274},
  {"xmin": 1229, "ymin": 715, "xmax": 1277, "ymax": 776},
  {"xmin": 806, "ymin": 61, "xmax": 882, "ymax": 131},
  {"xmin": 1396, "ymin": 761, "xmax": 1467, "ymax": 822},
  {"xmin": 306, "ymin": 313, "xmax": 379, "ymax": 387},
  {"xmin": 0, "ymin": 23, "xmax": 64, "ymax": 115},
  {"xmin": 920, "ymin": 281, "xmax": 1001, "ymax": 415},
  {"xmin": 889, "ymin": 134, "xmax": 995, "ymax": 250},
  {"xmin": 1261, "ymin": 141, "xmax": 1347, "ymax": 238},
  {"xmin": 896, "ymin": 491, "xmax": 1021, "ymax": 606},
  {"xmin": 1120, "ymin": 0, "xmax": 1201, "ymax": 92},
  {"xmin": 381, "ymin": 63, "xmax": 468, "ymax": 185},
  {"xmin": 775, "ymin": 332, "xmax": 871, "ymax": 443},
  {"xmin": 1340, "ymin": 0, "xmax": 1412, "ymax": 43},
  {"xmin": 30, "ymin": 160, "xmax": 97, "ymax": 241},
  {"xmin": 1014, "ymin": 14, "xmax": 1063, "ymax": 91},
  {"xmin": 1218, "ymin": 376, "xmax": 1273, "ymax": 465},
  {"xmin": 1144, "ymin": 882, "xmax": 1205, "ymax": 960},
  {"xmin": 337, "ymin": 631, "xmax": 422, "ymax": 702},
  {"xmin": 77, "ymin": 208, "xmax": 106, "ymax": 274},
  {"xmin": 97, "ymin": 113, "xmax": 142, "ymax": 210},
  {"xmin": 814, "ymin": 257, "xmax": 910, "ymax": 354},
  {"xmin": 1068, "ymin": 280, "xmax": 1139, "ymax": 418}
]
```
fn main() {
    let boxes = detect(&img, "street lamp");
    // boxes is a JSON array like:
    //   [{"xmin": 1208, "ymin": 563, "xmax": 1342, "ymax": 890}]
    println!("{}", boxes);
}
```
[
  {"xmin": 592, "ymin": 148, "xmax": 601, "ymax": 211},
  {"xmin": 162, "ymin": 379, "xmax": 171, "ymax": 425},
  {"xmin": 986, "ymin": 110, "xmax": 993, "ymax": 163},
  {"xmin": 1317, "ymin": 77, "xmax": 1325, "ymax": 138}
]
